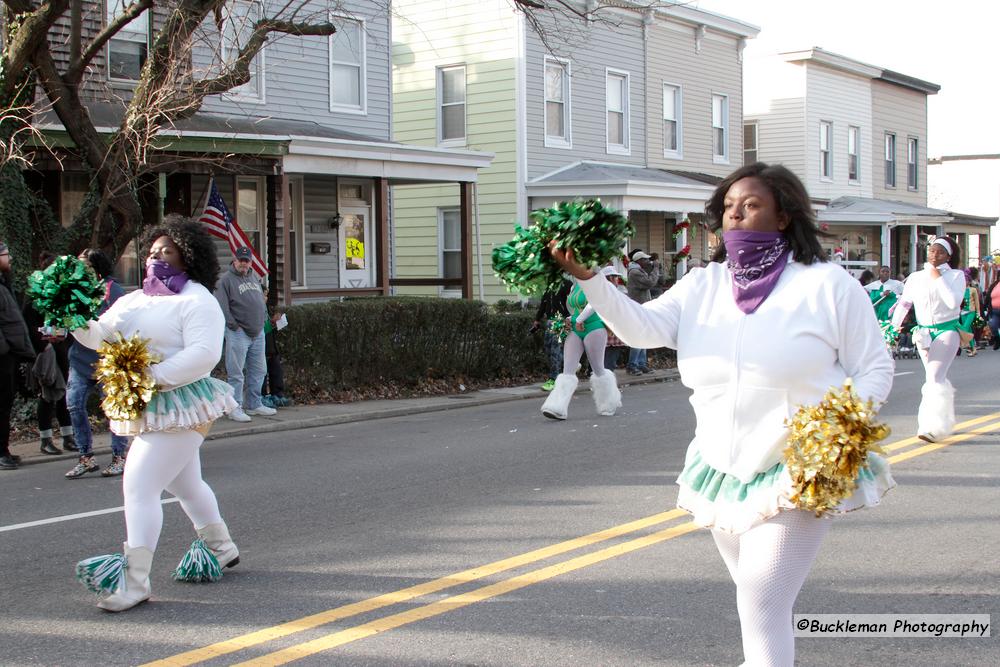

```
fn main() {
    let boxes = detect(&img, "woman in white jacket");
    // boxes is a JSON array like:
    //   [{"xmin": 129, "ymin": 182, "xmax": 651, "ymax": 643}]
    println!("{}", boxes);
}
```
[
  {"xmin": 893, "ymin": 236, "xmax": 966, "ymax": 442},
  {"xmin": 73, "ymin": 218, "xmax": 239, "ymax": 612},
  {"xmin": 551, "ymin": 163, "xmax": 895, "ymax": 667}
]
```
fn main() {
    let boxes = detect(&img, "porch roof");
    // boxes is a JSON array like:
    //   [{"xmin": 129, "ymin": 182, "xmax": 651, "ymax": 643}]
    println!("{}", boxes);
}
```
[
  {"xmin": 36, "ymin": 106, "xmax": 493, "ymax": 184},
  {"xmin": 526, "ymin": 161, "xmax": 718, "ymax": 213},
  {"xmin": 818, "ymin": 196, "xmax": 952, "ymax": 225}
]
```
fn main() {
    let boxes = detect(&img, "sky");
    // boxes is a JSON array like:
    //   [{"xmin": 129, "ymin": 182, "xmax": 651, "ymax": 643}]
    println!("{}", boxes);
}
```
[{"xmin": 692, "ymin": 0, "xmax": 1000, "ymax": 158}]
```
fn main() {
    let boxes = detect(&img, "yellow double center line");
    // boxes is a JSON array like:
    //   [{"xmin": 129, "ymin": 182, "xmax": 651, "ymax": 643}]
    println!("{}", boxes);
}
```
[{"xmin": 146, "ymin": 412, "xmax": 1000, "ymax": 666}]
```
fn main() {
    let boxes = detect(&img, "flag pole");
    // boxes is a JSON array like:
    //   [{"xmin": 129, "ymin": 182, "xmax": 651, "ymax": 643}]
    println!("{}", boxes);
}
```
[{"xmin": 195, "ymin": 175, "xmax": 213, "ymax": 216}]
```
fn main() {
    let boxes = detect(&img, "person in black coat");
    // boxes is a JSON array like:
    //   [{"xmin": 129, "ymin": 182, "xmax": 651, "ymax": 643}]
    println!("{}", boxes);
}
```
[
  {"xmin": 531, "ymin": 278, "xmax": 571, "ymax": 391},
  {"xmin": 0, "ymin": 242, "xmax": 38, "ymax": 470}
]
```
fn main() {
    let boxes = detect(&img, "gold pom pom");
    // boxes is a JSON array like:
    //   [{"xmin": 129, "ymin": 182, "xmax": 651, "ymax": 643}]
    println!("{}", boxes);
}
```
[
  {"xmin": 95, "ymin": 333, "xmax": 161, "ymax": 422},
  {"xmin": 783, "ymin": 379, "xmax": 890, "ymax": 515}
]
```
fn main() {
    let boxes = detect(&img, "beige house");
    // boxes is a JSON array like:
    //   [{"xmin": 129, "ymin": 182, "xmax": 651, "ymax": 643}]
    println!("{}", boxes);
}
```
[{"xmin": 745, "ymin": 48, "xmax": 942, "ymax": 278}]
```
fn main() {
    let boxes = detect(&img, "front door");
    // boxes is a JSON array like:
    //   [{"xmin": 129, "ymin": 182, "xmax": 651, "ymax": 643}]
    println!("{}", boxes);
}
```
[{"xmin": 338, "ymin": 206, "xmax": 374, "ymax": 288}]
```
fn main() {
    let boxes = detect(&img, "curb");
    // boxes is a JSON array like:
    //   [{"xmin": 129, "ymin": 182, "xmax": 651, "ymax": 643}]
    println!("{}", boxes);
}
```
[{"xmin": 12, "ymin": 369, "xmax": 679, "ymax": 468}]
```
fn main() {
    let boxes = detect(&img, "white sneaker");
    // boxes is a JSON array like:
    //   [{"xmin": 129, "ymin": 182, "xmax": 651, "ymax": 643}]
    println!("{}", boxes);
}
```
[
  {"xmin": 228, "ymin": 408, "xmax": 252, "ymax": 423},
  {"xmin": 245, "ymin": 404, "xmax": 277, "ymax": 416}
]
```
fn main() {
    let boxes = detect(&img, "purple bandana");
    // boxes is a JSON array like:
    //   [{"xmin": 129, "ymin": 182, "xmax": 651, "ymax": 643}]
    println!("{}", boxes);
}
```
[
  {"xmin": 142, "ymin": 260, "xmax": 189, "ymax": 296},
  {"xmin": 724, "ymin": 230, "xmax": 791, "ymax": 314}
]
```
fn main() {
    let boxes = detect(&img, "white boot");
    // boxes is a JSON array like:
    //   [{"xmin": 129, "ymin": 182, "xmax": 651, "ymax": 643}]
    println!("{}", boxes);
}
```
[
  {"xmin": 590, "ymin": 371, "xmax": 621, "ymax": 416},
  {"xmin": 541, "ymin": 373, "xmax": 578, "ymax": 420},
  {"xmin": 917, "ymin": 381, "xmax": 955, "ymax": 442},
  {"xmin": 197, "ymin": 522, "xmax": 240, "ymax": 568},
  {"xmin": 97, "ymin": 544, "xmax": 153, "ymax": 612}
]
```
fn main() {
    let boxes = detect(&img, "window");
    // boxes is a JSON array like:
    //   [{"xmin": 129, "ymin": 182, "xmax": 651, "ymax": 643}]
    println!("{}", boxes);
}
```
[
  {"xmin": 819, "ymin": 121, "xmax": 833, "ymax": 180},
  {"xmin": 848, "ymin": 126, "xmax": 860, "ymax": 182},
  {"xmin": 107, "ymin": 0, "xmax": 149, "ymax": 81},
  {"xmin": 222, "ymin": 1, "xmax": 265, "ymax": 101},
  {"xmin": 743, "ymin": 123, "xmax": 758, "ymax": 165},
  {"xmin": 544, "ymin": 58, "xmax": 571, "ymax": 147},
  {"xmin": 606, "ymin": 70, "xmax": 629, "ymax": 153},
  {"xmin": 237, "ymin": 177, "xmax": 265, "ymax": 257},
  {"xmin": 884, "ymin": 132, "xmax": 896, "ymax": 187},
  {"xmin": 907, "ymin": 137, "xmax": 919, "ymax": 189},
  {"xmin": 712, "ymin": 94, "xmax": 729, "ymax": 162},
  {"xmin": 663, "ymin": 83, "xmax": 682, "ymax": 157},
  {"xmin": 288, "ymin": 177, "xmax": 304, "ymax": 286},
  {"xmin": 329, "ymin": 17, "xmax": 366, "ymax": 113},
  {"xmin": 439, "ymin": 208, "xmax": 461, "ymax": 292},
  {"xmin": 438, "ymin": 65, "xmax": 466, "ymax": 145}
]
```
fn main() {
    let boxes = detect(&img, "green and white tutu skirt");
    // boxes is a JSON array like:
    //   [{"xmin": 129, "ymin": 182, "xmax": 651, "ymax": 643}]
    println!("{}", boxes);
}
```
[
  {"xmin": 676, "ymin": 446, "xmax": 896, "ymax": 534},
  {"xmin": 110, "ymin": 377, "xmax": 238, "ymax": 436}
]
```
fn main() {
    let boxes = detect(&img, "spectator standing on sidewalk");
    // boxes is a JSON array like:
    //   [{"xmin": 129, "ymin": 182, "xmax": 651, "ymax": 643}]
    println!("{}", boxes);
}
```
[
  {"xmin": 261, "ymin": 296, "xmax": 292, "ymax": 408},
  {"xmin": 0, "ymin": 242, "xmax": 36, "ymax": 470},
  {"xmin": 531, "ymin": 278, "xmax": 571, "ymax": 391},
  {"xmin": 215, "ymin": 247, "xmax": 275, "ymax": 422},
  {"xmin": 626, "ymin": 251, "xmax": 659, "ymax": 374},
  {"xmin": 23, "ymin": 252, "xmax": 76, "ymax": 456},
  {"xmin": 64, "ymin": 249, "xmax": 130, "ymax": 479}
]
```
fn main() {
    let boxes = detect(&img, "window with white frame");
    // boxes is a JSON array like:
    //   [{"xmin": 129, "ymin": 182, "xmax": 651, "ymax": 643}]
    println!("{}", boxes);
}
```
[
  {"xmin": 884, "ymin": 132, "xmax": 896, "ymax": 187},
  {"xmin": 107, "ymin": 0, "xmax": 149, "ymax": 81},
  {"xmin": 606, "ymin": 70, "xmax": 629, "ymax": 153},
  {"xmin": 848, "ymin": 126, "xmax": 860, "ymax": 182},
  {"xmin": 743, "ymin": 122, "xmax": 757, "ymax": 165},
  {"xmin": 288, "ymin": 177, "xmax": 304, "ymax": 286},
  {"xmin": 438, "ymin": 65, "xmax": 466, "ymax": 145},
  {"xmin": 222, "ymin": 0, "xmax": 264, "ymax": 101},
  {"xmin": 329, "ymin": 17, "xmax": 366, "ymax": 112},
  {"xmin": 712, "ymin": 94, "xmax": 729, "ymax": 162},
  {"xmin": 237, "ymin": 176, "xmax": 265, "ymax": 257},
  {"xmin": 819, "ymin": 121, "xmax": 833, "ymax": 179},
  {"xmin": 544, "ymin": 58, "xmax": 571, "ymax": 147},
  {"xmin": 907, "ymin": 137, "xmax": 918, "ymax": 189},
  {"xmin": 439, "ymin": 208, "xmax": 462, "ymax": 289},
  {"xmin": 663, "ymin": 83, "xmax": 682, "ymax": 157}
]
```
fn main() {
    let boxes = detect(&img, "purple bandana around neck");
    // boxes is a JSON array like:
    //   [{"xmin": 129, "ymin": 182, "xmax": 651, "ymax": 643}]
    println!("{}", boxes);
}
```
[
  {"xmin": 723, "ymin": 230, "xmax": 791, "ymax": 314},
  {"xmin": 142, "ymin": 260, "xmax": 190, "ymax": 296}
]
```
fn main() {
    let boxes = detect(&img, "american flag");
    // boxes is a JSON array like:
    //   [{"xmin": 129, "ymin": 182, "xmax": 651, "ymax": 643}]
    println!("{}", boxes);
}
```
[{"xmin": 198, "ymin": 179, "xmax": 268, "ymax": 277}]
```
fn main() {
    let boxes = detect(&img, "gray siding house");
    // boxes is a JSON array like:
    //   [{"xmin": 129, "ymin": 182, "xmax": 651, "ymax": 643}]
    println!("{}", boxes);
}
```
[{"xmin": 30, "ymin": 0, "xmax": 492, "ymax": 304}]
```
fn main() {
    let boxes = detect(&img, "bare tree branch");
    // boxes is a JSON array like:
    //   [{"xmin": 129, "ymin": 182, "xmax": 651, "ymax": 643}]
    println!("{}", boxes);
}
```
[
  {"xmin": 1, "ymin": 0, "xmax": 70, "ymax": 100},
  {"xmin": 68, "ymin": 0, "xmax": 155, "ymax": 83}
]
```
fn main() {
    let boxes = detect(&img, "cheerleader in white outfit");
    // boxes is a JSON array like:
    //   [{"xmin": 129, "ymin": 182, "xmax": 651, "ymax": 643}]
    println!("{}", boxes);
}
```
[
  {"xmin": 893, "ymin": 236, "xmax": 967, "ymax": 442},
  {"xmin": 74, "ymin": 218, "xmax": 239, "ymax": 612},
  {"xmin": 551, "ymin": 163, "xmax": 894, "ymax": 667}
]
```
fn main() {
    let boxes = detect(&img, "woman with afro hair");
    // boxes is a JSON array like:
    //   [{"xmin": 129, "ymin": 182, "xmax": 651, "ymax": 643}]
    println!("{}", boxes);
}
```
[{"xmin": 72, "ymin": 215, "xmax": 240, "ymax": 612}]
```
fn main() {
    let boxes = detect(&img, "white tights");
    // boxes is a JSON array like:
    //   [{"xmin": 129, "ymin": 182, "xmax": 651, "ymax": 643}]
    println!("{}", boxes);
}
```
[
  {"xmin": 563, "ymin": 328, "xmax": 608, "ymax": 377},
  {"xmin": 918, "ymin": 330, "xmax": 959, "ymax": 384},
  {"xmin": 711, "ymin": 510, "xmax": 832, "ymax": 667},
  {"xmin": 123, "ymin": 430, "xmax": 224, "ymax": 552}
]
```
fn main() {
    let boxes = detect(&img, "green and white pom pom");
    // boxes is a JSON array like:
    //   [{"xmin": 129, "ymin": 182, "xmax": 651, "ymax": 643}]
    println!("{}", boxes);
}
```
[
  {"xmin": 26, "ymin": 255, "xmax": 104, "ymax": 331},
  {"xmin": 172, "ymin": 539, "xmax": 222, "ymax": 583},
  {"xmin": 75, "ymin": 553, "xmax": 127, "ymax": 595},
  {"xmin": 492, "ymin": 199, "xmax": 634, "ymax": 296}
]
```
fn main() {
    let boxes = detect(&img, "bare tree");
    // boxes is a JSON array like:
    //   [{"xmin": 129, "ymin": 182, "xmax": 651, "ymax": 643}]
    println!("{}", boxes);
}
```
[{"xmin": 1, "ymin": 0, "xmax": 338, "ymax": 261}]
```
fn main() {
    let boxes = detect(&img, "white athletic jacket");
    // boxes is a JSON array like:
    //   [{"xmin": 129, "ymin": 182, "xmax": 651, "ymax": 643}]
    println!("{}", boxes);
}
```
[{"xmin": 579, "ymin": 259, "xmax": 894, "ymax": 483}]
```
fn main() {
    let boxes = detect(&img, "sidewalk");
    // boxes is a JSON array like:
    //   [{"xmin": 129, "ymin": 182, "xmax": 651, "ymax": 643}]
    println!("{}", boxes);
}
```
[{"xmin": 9, "ymin": 368, "xmax": 679, "ymax": 467}]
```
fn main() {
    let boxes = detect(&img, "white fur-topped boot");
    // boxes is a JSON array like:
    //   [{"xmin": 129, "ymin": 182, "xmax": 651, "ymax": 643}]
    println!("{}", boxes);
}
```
[
  {"xmin": 917, "ymin": 380, "xmax": 955, "ymax": 442},
  {"xmin": 590, "ymin": 371, "xmax": 622, "ymax": 416},
  {"xmin": 74, "ymin": 543, "xmax": 153, "ymax": 612},
  {"xmin": 541, "ymin": 373, "xmax": 578, "ymax": 420}
]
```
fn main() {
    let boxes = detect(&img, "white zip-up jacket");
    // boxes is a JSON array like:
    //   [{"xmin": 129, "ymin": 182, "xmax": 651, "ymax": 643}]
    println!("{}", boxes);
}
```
[
  {"xmin": 72, "ymin": 281, "xmax": 225, "ymax": 391},
  {"xmin": 579, "ymin": 259, "xmax": 894, "ymax": 483}
]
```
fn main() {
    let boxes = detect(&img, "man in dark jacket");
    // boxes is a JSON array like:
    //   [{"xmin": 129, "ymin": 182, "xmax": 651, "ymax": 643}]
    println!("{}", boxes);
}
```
[
  {"xmin": 0, "ymin": 243, "xmax": 37, "ymax": 470},
  {"xmin": 531, "ymin": 279, "xmax": 571, "ymax": 391},
  {"xmin": 626, "ymin": 251, "xmax": 660, "ymax": 374}
]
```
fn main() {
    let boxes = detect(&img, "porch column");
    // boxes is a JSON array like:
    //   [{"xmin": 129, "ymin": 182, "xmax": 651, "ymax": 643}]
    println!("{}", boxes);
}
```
[
  {"xmin": 909, "ymin": 225, "xmax": 918, "ymax": 275},
  {"xmin": 881, "ymin": 225, "xmax": 891, "ymax": 268},
  {"xmin": 268, "ymin": 173, "xmax": 290, "ymax": 308},
  {"xmin": 460, "ymin": 182, "xmax": 473, "ymax": 299},
  {"xmin": 375, "ymin": 177, "xmax": 390, "ymax": 296},
  {"xmin": 676, "ymin": 227, "xmax": 688, "ymax": 279}
]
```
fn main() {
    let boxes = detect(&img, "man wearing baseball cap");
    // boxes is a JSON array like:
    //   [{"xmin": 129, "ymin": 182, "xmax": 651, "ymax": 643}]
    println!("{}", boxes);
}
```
[
  {"xmin": 625, "ymin": 250, "xmax": 660, "ymax": 374},
  {"xmin": 214, "ymin": 247, "xmax": 275, "ymax": 422}
]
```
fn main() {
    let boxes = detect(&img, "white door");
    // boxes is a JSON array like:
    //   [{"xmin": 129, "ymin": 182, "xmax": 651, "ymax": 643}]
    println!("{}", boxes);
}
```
[{"xmin": 338, "ymin": 206, "xmax": 374, "ymax": 288}]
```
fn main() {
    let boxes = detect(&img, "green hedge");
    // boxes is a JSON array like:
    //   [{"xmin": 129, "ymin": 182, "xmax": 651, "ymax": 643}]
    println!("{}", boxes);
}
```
[{"xmin": 278, "ymin": 297, "xmax": 545, "ymax": 393}]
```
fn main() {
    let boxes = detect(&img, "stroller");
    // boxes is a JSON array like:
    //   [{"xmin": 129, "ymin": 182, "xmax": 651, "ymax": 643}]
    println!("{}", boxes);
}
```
[{"xmin": 889, "ymin": 306, "xmax": 918, "ymax": 360}]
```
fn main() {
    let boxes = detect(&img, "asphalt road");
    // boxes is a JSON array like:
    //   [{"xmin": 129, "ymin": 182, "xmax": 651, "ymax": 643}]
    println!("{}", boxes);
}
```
[{"xmin": 1, "ymin": 354, "xmax": 998, "ymax": 666}]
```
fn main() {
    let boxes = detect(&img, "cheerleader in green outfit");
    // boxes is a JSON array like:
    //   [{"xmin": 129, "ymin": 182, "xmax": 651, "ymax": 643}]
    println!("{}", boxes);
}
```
[{"xmin": 541, "ymin": 269, "xmax": 622, "ymax": 420}]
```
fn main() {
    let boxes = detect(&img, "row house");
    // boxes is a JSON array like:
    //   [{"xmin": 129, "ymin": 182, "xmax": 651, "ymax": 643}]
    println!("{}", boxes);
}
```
[
  {"xmin": 744, "ymin": 48, "xmax": 946, "ymax": 279},
  {"xmin": 27, "ymin": 0, "xmax": 492, "ymax": 304},
  {"xmin": 391, "ymin": 0, "xmax": 758, "ymax": 301}
]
